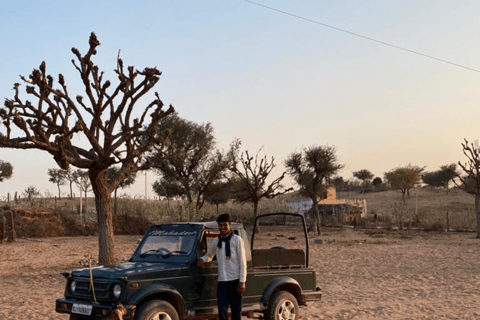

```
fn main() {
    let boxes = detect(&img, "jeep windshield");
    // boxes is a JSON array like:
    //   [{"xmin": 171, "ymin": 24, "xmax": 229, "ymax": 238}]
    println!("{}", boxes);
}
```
[{"xmin": 132, "ymin": 224, "xmax": 200, "ymax": 262}]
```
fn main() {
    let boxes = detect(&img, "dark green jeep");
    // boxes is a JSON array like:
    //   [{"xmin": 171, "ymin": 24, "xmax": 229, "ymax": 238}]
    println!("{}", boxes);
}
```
[{"xmin": 55, "ymin": 212, "xmax": 321, "ymax": 320}]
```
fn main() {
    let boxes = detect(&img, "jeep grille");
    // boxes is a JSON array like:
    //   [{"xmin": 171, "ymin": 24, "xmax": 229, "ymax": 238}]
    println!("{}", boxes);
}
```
[{"xmin": 68, "ymin": 278, "xmax": 115, "ymax": 302}]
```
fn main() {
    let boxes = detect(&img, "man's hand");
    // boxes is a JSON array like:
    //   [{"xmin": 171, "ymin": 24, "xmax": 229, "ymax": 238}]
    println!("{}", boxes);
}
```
[
  {"xmin": 197, "ymin": 259, "xmax": 205, "ymax": 268},
  {"xmin": 238, "ymin": 282, "xmax": 246, "ymax": 294}
]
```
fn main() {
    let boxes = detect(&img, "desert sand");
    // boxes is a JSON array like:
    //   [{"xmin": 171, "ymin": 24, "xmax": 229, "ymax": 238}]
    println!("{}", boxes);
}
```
[{"xmin": 1, "ymin": 228, "xmax": 480, "ymax": 319}]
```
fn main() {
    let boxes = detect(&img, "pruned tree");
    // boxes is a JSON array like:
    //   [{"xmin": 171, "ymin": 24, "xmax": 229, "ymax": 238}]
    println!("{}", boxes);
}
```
[
  {"xmin": 22, "ymin": 185, "xmax": 40, "ymax": 204},
  {"xmin": 384, "ymin": 164, "xmax": 424, "ymax": 204},
  {"xmin": 352, "ymin": 169, "xmax": 374, "ymax": 193},
  {"xmin": 152, "ymin": 114, "xmax": 237, "ymax": 219},
  {"xmin": 230, "ymin": 149, "xmax": 292, "ymax": 229},
  {"xmin": 455, "ymin": 139, "xmax": 480, "ymax": 238},
  {"xmin": 285, "ymin": 145, "xmax": 344, "ymax": 235},
  {"xmin": 0, "ymin": 33, "xmax": 174, "ymax": 264},
  {"xmin": 0, "ymin": 161, "xmax": 13, "ymax": 182},
  {"xmin": 47, "ymin": 168, "xmax": 66, "ymax": 199}
]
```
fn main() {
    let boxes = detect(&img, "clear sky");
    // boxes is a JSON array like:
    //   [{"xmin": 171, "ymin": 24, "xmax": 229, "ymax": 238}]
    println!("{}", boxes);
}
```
[{"xmin": 1, "ymin": 0, "xmax": 479, "ymax": 199}]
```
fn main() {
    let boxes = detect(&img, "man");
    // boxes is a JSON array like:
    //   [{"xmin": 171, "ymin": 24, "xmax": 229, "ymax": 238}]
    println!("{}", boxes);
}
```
[{"xmin": 197, "ymin": 213, "xmax": 247, "ymax": 320}]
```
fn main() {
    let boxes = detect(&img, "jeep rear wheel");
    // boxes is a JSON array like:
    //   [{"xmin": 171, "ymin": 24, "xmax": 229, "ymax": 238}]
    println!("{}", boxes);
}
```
[
  {"xmin": 135, "ymin": 300, "xmax": 179, "ymax": 320},
  {"xmin": 266, "ymin": 291, "xmax": 299, "ymax": 320}
]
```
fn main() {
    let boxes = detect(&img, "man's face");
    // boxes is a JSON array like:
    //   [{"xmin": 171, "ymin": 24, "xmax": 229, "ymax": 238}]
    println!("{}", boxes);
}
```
[{"xmin": 218, "ymin": 221, "xmax": 231, "ymax": 236}]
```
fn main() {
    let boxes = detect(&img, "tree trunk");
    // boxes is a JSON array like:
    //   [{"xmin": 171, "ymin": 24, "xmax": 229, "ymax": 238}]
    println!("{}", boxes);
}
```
[
  {"xmin": 90, "ymin": 169, "xmax": 116, "ymax": 265},
  {"xmin": 114, "ymin": 188, "xmax": 118, "ymax": 216},
  {"xmin": 57, "ymin": 185, "xmax": 61, "ymax": 199},
  {"xmin": 314, "ymin": 206, "xmax": 322, "ymax": 235},
  {"xmin": 84, "ymin": 189, "xmax": 88, "ymax": 214},
  {"xmin": 311, "ymin": 199, "xmax": 321, "ymax": 235},
  {"xmin": 476, "ymin": 193, "xmax": 480, "ymax": 239},
  {"xmin": 253, "ymin": 201, "xmax": 260, "ymax": 232}
]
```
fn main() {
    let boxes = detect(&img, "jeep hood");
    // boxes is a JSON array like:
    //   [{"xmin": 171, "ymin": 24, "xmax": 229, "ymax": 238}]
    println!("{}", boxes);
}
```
[{"xmin": 71, "ymin": 262, "xmax": 184, "ymax": 280}]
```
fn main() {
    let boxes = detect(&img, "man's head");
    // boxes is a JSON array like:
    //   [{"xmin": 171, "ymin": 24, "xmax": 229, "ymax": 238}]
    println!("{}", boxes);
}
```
[{"xmin": 216, "ymin": 213, "xmax": 232, "ymax": 236}]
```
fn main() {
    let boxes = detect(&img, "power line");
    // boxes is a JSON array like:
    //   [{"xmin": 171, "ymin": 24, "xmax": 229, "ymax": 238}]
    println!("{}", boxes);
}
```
[{"xmin": 244, "ymin": 0, "xmax": 480, "ymax": 74}]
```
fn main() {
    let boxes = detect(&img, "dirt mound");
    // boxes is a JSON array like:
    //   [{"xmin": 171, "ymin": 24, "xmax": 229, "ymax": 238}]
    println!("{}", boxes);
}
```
[{"xmin": 1, "ymin": 206, "xmax": 96, "ymax": 238}]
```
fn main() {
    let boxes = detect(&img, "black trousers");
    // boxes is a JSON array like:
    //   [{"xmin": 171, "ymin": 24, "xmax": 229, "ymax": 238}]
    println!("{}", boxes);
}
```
[{"xmin": 217, "ymin": 280, "xmax": 242, "ymax": 320}]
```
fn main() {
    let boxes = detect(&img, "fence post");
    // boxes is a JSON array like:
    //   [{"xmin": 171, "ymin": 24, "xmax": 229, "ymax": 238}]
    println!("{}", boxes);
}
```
[
  {"xmin": 446, "ymin": 211, "xmax": 450, "ymax": 232},
  {"xmin": 7, "ymin": 211, "xmax": 15, "ymax": 242},
  {"xmin": 0, "ymin": 215, "xmax": 5, "ymax": 244}
]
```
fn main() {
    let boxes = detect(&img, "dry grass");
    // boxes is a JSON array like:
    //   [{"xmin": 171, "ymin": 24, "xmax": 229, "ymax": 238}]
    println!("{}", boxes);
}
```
[
  {"xmin": 339, "ymin": 187, "xmax": 476, "ymax": 231},
  {"xmin": 0, "ymin": 187, "xmax": 477, "ymax": 239}
]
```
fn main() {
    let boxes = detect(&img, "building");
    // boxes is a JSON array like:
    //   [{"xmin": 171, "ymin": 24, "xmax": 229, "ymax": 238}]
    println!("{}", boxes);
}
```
[{"xmin": 285, "ymin": 187, "xmax": 367, "ymax": 222}]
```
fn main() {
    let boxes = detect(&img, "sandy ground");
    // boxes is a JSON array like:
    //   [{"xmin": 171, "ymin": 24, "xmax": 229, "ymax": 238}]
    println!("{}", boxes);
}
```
[{"xmin": 1, "ymin": 228, "xmax": 480, "ymax": 319}]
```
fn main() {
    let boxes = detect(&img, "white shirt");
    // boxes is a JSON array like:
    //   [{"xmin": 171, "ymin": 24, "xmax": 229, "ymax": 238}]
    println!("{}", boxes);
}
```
[{"xmin": 200, "ymin": 233, "xmax": 247, "ymax": 283}]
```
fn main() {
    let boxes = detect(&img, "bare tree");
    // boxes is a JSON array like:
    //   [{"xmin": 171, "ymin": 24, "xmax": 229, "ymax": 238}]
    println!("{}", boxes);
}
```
[
  {"xmin": 456, "ymin": 139, "xmax": 480, "ymax": 238},
  {"xmin": 0, "ymin": 33, "xmax": 174, "ymax": 264},
  {"xmin": 231, "ymin": 149, "xmax": 292, "ymax": 228},
  {"xmin": 22, "ymin": 185, "xmax": 40, "ymax": 204}
]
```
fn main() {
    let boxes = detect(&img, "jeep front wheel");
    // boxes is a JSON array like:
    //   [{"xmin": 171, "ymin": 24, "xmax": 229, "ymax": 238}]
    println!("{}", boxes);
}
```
[
  {"xmin": 135, "ymin": 300, "xmax": 179, "ymax": 320},
  {"xmin": 266, "ymin": 291, "xmax": 299, "ymax": 320}
]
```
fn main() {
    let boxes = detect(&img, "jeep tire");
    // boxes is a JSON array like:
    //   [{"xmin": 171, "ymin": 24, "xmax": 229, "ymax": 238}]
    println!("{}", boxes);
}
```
[
  {"xmin": 135, "ymin": 300, "xmax": 179, "ymax": 320},
  {"xmin": 266, "ymin": 291, "xmax": 299, "ymax": 320}
]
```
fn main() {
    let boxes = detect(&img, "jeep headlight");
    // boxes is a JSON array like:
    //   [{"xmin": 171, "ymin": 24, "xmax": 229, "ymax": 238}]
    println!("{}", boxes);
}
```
[
  {"xmin": 113, "ymin": 284, "xmax": 122, "ymax": 298},
  {"xmin": 70, "ymin": 280, "xmax": 76, "ymax": 293}
]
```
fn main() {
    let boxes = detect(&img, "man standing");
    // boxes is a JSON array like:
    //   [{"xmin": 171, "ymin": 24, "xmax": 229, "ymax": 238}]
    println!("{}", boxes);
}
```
[{"xmin": 197, "ymin": 213, "xmax": 247, "ymax": 320}]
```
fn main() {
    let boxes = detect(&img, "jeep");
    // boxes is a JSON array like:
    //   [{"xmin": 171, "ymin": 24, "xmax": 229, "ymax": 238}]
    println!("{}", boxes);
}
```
[{"xmin": 55, "ymin": 212, "xmax": 321, "ymax": 319}]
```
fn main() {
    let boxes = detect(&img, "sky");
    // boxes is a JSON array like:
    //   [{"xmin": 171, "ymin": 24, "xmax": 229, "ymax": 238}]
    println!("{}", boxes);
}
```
[{"xmin": 0, "ymin": 0, "xmax": 479, "ymax": 199}]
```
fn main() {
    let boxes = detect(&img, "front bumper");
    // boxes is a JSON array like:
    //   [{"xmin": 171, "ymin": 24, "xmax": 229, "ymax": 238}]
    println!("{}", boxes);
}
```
[{"xmin": 55, "ymin": 298, "xmax": 136, "ymax": 319}]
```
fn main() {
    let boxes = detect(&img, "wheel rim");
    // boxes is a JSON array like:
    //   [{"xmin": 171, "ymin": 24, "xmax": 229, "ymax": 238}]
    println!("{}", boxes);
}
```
[
  {"xmin": 150, "ymin": 312, "xmax": 173, "ymax": 320},
  {"xmin": 276, "ymin": 299, "xmax": 296, "ymax": 320}
]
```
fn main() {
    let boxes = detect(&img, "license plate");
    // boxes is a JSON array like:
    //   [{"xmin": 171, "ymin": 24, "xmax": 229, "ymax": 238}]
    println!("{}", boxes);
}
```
[{"xmin": 72, "ymin": 303, "xmax": 93, "ymax": 315}]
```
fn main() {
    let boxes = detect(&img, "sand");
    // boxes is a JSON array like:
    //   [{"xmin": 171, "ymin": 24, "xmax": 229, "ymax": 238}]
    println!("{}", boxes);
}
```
[{"xmin": 1, "ymin": 228, "xmax": 480, "ymax": 319}]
